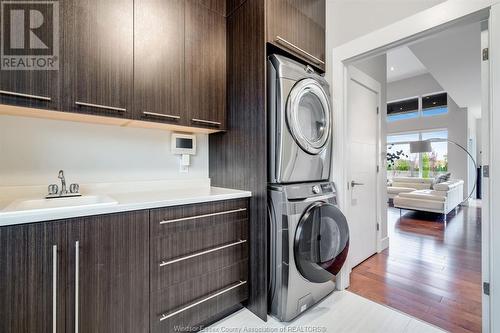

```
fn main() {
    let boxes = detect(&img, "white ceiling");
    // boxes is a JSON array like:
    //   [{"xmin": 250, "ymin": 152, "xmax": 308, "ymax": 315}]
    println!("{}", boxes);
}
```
[
  {"xmin": 386, "ymin": 46, "xmax": 428, "ymax": 82},
  {"xmin": 409, "ymin": 22, "xmax": 482, "ymax": 118}
]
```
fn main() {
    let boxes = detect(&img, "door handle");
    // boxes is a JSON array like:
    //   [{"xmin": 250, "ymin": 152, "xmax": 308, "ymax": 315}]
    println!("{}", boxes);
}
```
[
  {"xmin": 75, "ymin": 241, "xmax": 79, "ymax": 333},
  {"xmin": 351, "ymin": 181, "xmax": 365, "ymax": 188},
  {"xmin": 52, "ymin": 245, "xmax": 57, "ymax": 333}
]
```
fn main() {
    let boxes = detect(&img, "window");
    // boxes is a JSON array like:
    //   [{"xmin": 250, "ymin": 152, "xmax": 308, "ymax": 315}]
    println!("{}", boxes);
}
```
[
  {"xmin": 387, "ymin": 98, "xmax": 419, "ymax": 122},
  {"xmin": 387, "ymin": 130, "xmax": 448, "ymax": 179},
  {"xmin": 387, "ymin": 92, "xmax": 448, "ymax": 122},
  {"xmin": 422, "ymin": 92, "xmax": 448, "ymax": 117}
]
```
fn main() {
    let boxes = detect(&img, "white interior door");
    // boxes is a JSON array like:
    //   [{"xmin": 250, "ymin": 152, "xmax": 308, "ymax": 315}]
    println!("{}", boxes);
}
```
[
  {"xmin": 347, "ymin": 66, "xmax": 381, "ymax": 268},
  {"xmin": 480, "ymin": 22, "xmax": 491, "ymax": 333}
]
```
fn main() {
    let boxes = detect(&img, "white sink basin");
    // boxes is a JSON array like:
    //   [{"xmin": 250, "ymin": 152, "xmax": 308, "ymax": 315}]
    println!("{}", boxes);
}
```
[{"xmin": 3, "ymin": 195, "xmax": 118, "ymax": 213}]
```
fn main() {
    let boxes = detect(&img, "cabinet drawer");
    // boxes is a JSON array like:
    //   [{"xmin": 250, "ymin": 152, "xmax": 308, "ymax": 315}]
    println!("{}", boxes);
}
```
[
  {"xmin": 152, "ymin": 240, "xmax": 248, "ymax": 292},
  {"xmin": 151, "ymin": 261, "xmax": 248, "ymax": 333},
  {"xmin": 150, "ymin": 199, "xmax": 249, "ymax": 331},
  {"xmin": 150, "ymin": 199, "xmax": 249, "ymax": 292},
  {"xmin": 150, "ymin": 199, "xmax": 248, "ymax": 259}
]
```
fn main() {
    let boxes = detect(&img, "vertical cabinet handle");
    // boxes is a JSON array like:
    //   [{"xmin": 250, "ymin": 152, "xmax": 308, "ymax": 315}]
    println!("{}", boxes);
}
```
[
  {"xmin": 52, "ymin": 245, "xmax": 57, "ymax": 333},
  {"xmin": 75, "ymin": 241, "xmax": 79, "ymax": 333}
]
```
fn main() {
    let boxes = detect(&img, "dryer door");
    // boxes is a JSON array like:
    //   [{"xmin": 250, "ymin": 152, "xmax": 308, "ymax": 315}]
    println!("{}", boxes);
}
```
[
  {"xmin": 294, "ymin": 202, "xmax": 349, "ymax": 283},
  {"xmin": 286, "ymin": 78, "xmax": 331, "ymax": 155}
]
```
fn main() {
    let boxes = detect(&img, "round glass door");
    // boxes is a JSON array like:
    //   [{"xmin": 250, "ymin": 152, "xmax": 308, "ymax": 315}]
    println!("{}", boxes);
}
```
[
  {"xmin": 294, "ymin": 202, "xmax": 349, "ymax": 283},
  {"xmin": 286, "ymin": 78, "xmax": 331, "ymax": 155}
]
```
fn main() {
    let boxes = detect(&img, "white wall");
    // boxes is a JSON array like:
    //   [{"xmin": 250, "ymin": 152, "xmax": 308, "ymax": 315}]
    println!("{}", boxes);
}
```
[
  {"xmin": 0, "ymin": 115, "xmax": 209, "ymax": 186},
  {"xmin": 325, "ymin": 0, "xmax": 444, "ymax": 86},
  {"xmin": 387, "ymin": 74, "xmax": 469, "ymax": 198},
  {"xmin": 353, "ymin": 54, "xmax": 389, "ymax": 242},
  {"xmin": 326, "ymin": 0, "xmax": 446, "ymax": 49}
]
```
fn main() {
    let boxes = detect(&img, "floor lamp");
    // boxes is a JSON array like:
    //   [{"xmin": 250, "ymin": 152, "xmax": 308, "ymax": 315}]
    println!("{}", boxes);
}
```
[{"xmin": 409, "ymin": 139, "xmax": 477, "ymax": 204}]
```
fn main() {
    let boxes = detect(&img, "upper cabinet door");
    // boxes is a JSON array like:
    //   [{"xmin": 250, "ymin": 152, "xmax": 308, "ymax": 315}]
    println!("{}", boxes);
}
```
[
  {"xmin": 0, "ymin": 221, "xmax": 67, "ymax": 333},
  {"xmin": 266, "ymin": 0, "xmax": 325, "ymax": 69},
  {"xmin": 185, "ymin": 0, "xmax": 227, "ymax": 130},
  {"xmin": 0, "ymin": 0, "xmax": 62, "ymax": 109},
  {"xmin": 63, "ymin": 0, "xmax": 134, "ymax": 118},
  {"xmin": 134, "ymin": 0, "xmax": 185, "ymax": 125}
]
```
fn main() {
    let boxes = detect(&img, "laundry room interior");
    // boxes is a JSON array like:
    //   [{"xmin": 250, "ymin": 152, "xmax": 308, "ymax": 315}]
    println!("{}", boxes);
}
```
[{"xmin": 0, "ymin": 1, "xmax": 499, "ymax": 332}]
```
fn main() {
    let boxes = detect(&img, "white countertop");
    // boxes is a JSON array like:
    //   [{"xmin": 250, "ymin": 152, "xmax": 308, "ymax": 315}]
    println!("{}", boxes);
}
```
[{"xmin": 0, "ymin": 179, "xmax": 251, "ymax": 226}]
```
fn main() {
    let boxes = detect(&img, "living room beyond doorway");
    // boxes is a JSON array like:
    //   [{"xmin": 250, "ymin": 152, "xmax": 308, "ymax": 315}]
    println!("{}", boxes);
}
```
[
  {"xmin": 349, "ymin": 204, "xmax": 482, "ymax": 333},
  {"xmin": 347, "ymin": 17, "xmax": 486, "ymax": 333}
]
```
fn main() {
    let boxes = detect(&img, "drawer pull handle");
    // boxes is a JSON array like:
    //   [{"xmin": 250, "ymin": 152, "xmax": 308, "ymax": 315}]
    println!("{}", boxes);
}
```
[
  {"xmin": 143, "ymin": 111, "xmax": 180, "ymax": 120},
  {"xmin": 159, "ymin": 208, "xmax": 247, "ymax": 225},
  {"xmin": 159, "ymin": 280, "xmax": 247, "ymax": 321},
  {"xmin": 275, "ymin": 36, "xmax": 325, "ymax": 66},
  {"xmin": 192, "ymin": 118, "xmax": 221, "ymax": 126},
  {"xmin": 159, "ymin": 239, "xmax": 247, "ymax": 267},
  {"xmin": 0, "ymin": 90, "xmax": 52, "ymax": 101},
  {"xmin": 75, "ymin": 101, "xmax": 126, "ymax": 112}
]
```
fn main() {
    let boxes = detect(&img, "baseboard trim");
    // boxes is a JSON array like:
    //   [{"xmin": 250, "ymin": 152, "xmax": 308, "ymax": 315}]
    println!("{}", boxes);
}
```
[{"xmin": 378, "ymin": 236, "xmax": 389, "ymax": 252}]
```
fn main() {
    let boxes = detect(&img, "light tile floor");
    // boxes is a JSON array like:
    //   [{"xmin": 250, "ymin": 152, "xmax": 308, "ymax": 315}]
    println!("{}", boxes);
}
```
[{"xmin": 205, "ymin": 291, "xmax": 446, "ymax": 333}]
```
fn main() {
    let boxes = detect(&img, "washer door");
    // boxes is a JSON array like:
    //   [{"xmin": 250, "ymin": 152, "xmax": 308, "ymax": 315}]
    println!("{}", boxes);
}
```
[
  {"xmin": 294, "ymin": 202, "xmax": 349, "ymax": 283},
  {"xmin": 286, "ymin": 78, "xmax": 331, "ymax": 155}
]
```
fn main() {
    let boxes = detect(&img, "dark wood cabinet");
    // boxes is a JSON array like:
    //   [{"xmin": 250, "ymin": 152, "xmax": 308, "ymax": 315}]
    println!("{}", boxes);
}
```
[
  {"xmin": 266, "ymin": 0, "xmax": 325, "ymax": 70},
  {"xmin": 66, "ymin": 211, "xmax": 150, "ymax": 333},
  {"xmin": 0, "ymin": 0, "xmax": 62, "ymax": 110},
  {"xmin": 0, "ymin": 221, "xmax": 67, "ymax": 333},
  {"xmin": 185, "ymin": 0, "xmax": 227, "ymax": 130},
  {"xmin": 134, "ymin": 0, "xmax": 185, "ymax": 125},
  {"xmin": 1, "ymin": 0, "xmax": 228, "ymax": 131},
  {"xmin": 63, "ymin": 0, "xmax": 134, "ymax": 118},
  {"xmin": 0, "ymin": 198, "xmax": 249, "ymax": 332},
  {"xmin": 150, "ymin": 199, "xmax": 249, "ymax": 332}
]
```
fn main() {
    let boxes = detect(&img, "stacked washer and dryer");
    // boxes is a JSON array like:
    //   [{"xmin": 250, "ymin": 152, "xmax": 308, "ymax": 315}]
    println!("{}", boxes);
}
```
[{"xmin": 267, "ymin": 55, "xmax": 350, "ymax": 322}]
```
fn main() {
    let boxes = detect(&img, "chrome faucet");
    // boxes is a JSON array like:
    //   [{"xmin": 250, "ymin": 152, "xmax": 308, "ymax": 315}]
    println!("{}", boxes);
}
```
[
  {"xmin": 58, "ymin": 170, "xmax": 67, "ymax": 194},
  {"xmin": 46, "ymin": 170, "xmax": 81, "ymax": 198}
]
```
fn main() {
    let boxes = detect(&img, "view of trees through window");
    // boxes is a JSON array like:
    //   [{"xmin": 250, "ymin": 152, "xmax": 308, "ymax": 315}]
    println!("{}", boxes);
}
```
[{"xmin": 387, "ymin": 130, "xmax": 448, "ymax": 179}]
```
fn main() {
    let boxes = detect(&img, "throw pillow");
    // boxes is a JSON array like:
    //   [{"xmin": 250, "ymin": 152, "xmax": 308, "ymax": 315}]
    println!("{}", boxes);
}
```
[{"xmin": 431, "ymin": 173, "xmax": 451, "ymax": 189}]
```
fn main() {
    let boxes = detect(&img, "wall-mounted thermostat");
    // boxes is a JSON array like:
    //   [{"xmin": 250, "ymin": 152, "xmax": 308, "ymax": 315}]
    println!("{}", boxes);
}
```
[
  {"xmin": 171, "ymin": 133, "xmax": 196, "ymax": 173},
  {"xmin": 171, "ymin": 133, "xmax": 196, "ymax": 155}
]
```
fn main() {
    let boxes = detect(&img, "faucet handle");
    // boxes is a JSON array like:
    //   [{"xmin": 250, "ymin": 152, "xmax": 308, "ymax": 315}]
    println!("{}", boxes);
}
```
[
  {"xmin": 58, "ymin": 170, "xmax": 64, "ymax": 179},
  {"xmin": 69, "ymin": 183, "xmax": 80, "ymax": 194},
  {"xmin": 48, "ymin": 184, "xmax": 58, "ymax": 195}
]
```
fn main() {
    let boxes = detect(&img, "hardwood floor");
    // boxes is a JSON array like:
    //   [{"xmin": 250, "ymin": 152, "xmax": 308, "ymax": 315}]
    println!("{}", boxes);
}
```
[{"xmin": 349, "ymin": 204, "xmax": 482, "ymax": 333}]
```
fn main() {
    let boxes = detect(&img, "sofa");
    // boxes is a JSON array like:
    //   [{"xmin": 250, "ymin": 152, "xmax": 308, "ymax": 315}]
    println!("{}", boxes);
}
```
[
  {"xmin": 393, "ymin": 179, "xmax": 464, "ymax": 214},
  {"xmin": 387, "ymin": 177, "xmax": 434, "ymax": 199}
]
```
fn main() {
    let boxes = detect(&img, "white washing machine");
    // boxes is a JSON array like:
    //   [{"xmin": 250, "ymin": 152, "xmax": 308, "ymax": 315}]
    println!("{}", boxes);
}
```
[
  {"xmin": 268, "ymin": 181, "xmax": 349, "ymax": 322},
  {"xmin": 268, "ymin": 54, "xmax": 332, "ymax": 184}
]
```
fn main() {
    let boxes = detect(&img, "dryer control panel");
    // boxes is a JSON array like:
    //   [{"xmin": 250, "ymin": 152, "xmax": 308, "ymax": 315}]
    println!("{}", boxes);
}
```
[{"xmin": 280, "ymin": 181, "xmax": 336, "ymax": 201}]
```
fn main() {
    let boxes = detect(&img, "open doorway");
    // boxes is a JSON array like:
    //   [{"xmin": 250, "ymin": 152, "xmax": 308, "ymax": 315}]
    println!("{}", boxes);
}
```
[{"xmin": 344, "ymin": 19, "xmax": 487, "ymax": 333}]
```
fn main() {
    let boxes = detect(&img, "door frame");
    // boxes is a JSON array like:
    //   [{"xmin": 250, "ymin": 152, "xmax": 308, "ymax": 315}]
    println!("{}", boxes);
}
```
[
  {"xmin": 329, "ymin": 1, "xmax": 499, "ymax": 332},
  {"xmin": 345, "ymin": 66, "xmax": 384, "ymax": 273}
]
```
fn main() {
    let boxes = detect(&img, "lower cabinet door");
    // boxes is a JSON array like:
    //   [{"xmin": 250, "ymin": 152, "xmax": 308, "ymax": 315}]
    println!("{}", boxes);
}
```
[
  {"xmin": 66, "ymin": 211, "xmax": 150, "ymax": 333},
  {"xmin": 0, "ymin": 221, "xmax": 67, "ymax": 333}
]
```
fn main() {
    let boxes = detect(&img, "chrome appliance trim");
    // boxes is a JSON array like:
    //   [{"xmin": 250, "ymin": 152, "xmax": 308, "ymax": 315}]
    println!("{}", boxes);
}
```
[{"xmin": 286, "ymin": 78, "xmax": 331, "ymax": 155}]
